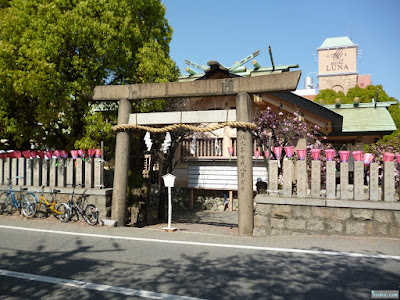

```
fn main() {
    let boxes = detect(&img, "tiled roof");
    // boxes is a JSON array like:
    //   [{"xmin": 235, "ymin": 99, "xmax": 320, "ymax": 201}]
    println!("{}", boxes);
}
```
[
  {"xmin": 319, "ymin": 36, "xmax": 356, "ymax": 49},
  {"xmin": 327, "ymin": 103, "xmax": 396, "ymax": 133}
]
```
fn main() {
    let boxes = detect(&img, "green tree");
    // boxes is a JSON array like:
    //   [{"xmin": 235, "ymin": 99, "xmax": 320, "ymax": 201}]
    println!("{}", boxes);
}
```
[
  {"xmin": 314, "ymin": 89, "xmax": 345, "ymax": 104},
  {"xmin": 0, "ymin": 0, "xmax": 178, "ymax": 151},
  {"xmin": 315, "ymin": 84, "xmax": 397, "ymax": 105},
  {"xmin": 315, "ymin": 85, "xmax": 400, "ymax": 156}
]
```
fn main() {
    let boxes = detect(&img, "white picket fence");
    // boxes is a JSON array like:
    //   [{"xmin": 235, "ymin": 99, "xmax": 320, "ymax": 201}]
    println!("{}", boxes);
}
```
[{"xmin": 0, "ymin": 157, "xmax": 104, "ymax": 188}]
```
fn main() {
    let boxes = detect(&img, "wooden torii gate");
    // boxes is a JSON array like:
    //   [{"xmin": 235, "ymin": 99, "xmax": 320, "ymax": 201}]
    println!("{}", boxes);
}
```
[{"xmin": 92, "ymin": 71, "xmax": 301, "ymax": 236}]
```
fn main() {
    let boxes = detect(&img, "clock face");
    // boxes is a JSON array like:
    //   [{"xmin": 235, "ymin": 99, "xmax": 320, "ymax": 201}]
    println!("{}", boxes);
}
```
[{"xmin": 318, "ymin": 47, "xmax": 357, "ymax": 74}]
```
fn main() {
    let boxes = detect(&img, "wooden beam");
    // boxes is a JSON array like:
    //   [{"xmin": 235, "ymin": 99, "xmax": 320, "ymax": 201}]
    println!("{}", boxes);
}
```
[
  {"xmin": 129, "ymin": 109, "xmax": 237, "ymax": 125},
  {"xmin": 92, "ymin": 71, "xmax": 301, "ymax": 101}
]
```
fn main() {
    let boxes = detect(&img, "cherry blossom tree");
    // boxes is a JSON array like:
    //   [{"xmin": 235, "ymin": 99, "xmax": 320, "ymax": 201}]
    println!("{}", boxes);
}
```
[{"xmin": 253, "ymin": 107, "xmax": 328, "ymax": 159}]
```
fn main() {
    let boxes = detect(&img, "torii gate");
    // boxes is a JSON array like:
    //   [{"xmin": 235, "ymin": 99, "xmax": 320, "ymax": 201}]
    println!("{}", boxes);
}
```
[{"xmin": 92, "ymin": 71, "xmax": 301, "ymax": 236}]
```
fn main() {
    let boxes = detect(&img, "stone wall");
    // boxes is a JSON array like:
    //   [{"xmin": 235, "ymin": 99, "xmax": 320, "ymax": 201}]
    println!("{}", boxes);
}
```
[
  {"xmin": 254, "ymin": 196, "xmax": 400, "ymax": 237},
  {"xmin": 150, "ymin": 184, "xmax": 239, "ymax": 212}
]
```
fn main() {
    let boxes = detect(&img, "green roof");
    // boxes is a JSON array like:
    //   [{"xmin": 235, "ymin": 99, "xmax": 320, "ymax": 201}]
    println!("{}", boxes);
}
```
[
  {"xmin": 319, "ymin": 36, "xmax": 356, "ymax": 49},
  {"xmin": 328, "ymin": 105, "xmax": 396, "ymax": 133}
]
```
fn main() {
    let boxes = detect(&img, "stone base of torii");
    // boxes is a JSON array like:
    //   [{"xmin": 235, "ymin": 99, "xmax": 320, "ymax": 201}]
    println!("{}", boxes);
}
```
[{"xmin": 92, "ymin": 71, "xmax": 301, "ymax": 236}]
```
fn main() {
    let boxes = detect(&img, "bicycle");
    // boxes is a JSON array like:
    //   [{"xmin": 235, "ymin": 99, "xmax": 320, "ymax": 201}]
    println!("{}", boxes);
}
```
[
  {"xmin": 35, "ymin": 185, "xmax": 71, "ymax": 222},
  {"xmin": 65, "ymin": 184, "xmax": 99, "ymax": 226},
  {"xmin": 0, "ymin": 176, "xmax": 37, "ymax": 218}
]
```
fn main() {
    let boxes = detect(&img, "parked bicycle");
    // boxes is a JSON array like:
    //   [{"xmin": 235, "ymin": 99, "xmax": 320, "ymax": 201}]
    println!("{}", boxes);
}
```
[
  {"xmin": 65, "ymin": 184, "xmax": 99, "ymax": 226},
  {"xmin": 0, "ymin": 176, "xmax": 37, "ymax": 218},
  {"xmin": 35, "ymin": 185, "xmax": 70, "ymax": 222}
]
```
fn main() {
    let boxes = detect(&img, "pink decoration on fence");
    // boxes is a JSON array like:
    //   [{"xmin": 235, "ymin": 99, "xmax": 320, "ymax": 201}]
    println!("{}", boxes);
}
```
[
  {"xmin": 88, "ymin": 149, "xmax": 96, "ymax": 158},
  {"xmin": 37, "ymin": 150, "xmax": 45, "ymax": 159},
  {"xmin": 397, "ymin": 154, "xmax": 400, "ymax": 164},
  {"xmin": 296, "ymin": 149, "xmax": 306, "ymax": 160},
  {"xmin": 95, "ymin": 149, "xmax": 102, "ymax": 158},
  {"xmin": 324, "ymin": 149, "xmax": 336, "ymax": 161},
  {"xmin": 264, "ymin": 150, "xmax": 270, "ymax": 159},
  {"xmin": 254, "ymin": 150, "xmax": 261, "ymax": 158},
  {"xmin": 352, "ymin": 151, "xmax": 363, "ymax": 161},
  {"xmin": 70, "ymin": 150, "xmax": 79, "ymax": 159},
  {"xmin": 363, "ymin": 153, "xmax": 374, "ymax": 166},
  {"xmin": 339, "ymin": 150, "xmax": 350, "ymax": 162},
  {"xmin": 53, "ymin": 150, "xmax": 61, "ymax": 158},
  {"xmin": 60, "ymin": 150, "xmax": 68, "ymax": 159},
  {"xmin": 310, "ymin": 149, "xmax": 321, "ymax": 160},
  {"xmin": 273, "ymin": 146, "xmax": 282, "ymax": 158},
  {"xmin": 45, "ymin": 151, "xmax": 53, "ymax": 159},
  {"xmin": 78, "ymin": 149, "xmax": 85, "ymax": 158},
  {"xmin": 10, "ymin": 151, "xmax": 22, "ymax": 159},
  {"xmin": 22, "ymin": 150, "xmax": 31, "ymax": 159},
  {"xmin": 284, "ymin": 146, "xmax": 294, "ymax": 158},
  {"xmin": 383, "ymin": 152, "xmax": 394, "ymax": 162},
  {"xmin": 29, "ymin": 151, "xmax": 37, "ymax": 159}
]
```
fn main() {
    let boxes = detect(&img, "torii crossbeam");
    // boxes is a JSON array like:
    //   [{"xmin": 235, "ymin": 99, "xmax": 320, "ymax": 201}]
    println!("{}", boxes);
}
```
[{"xmin": 92, "ymin": 71, "xmax": 301, "ymax": 236}]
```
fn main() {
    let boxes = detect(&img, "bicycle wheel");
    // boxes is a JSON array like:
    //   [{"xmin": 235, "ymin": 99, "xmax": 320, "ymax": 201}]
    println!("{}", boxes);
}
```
[
  {"xmin": 84, "ymin": 204, "xmax": 99, "ymax": 226},
  {"xmin": 36, "ymin": 200, "xmax": 49, "ymax": 218},
  {"xmin": 4, "ymin": 196, "xmax": 15, "ymax": 215},
  {"xmin": 0, "ymin": 192, "xmax": 8, "ymax": 214},
  {"xmin": 21, "ymin": 194, "xmax": 37, "ymax": 218},
  {"xmin": 56, "ymin": 203, "xmax": 71, "ymax": 222}
]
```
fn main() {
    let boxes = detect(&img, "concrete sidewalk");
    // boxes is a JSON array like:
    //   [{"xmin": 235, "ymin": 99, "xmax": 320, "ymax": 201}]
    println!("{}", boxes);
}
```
[{"xmin": 148, "ymin": 209, "xmax": 239, "ymax": 236}]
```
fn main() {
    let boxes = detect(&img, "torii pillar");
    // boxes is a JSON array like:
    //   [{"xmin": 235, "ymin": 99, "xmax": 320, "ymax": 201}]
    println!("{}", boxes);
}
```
[
  {"xmin": 111, "ymin": 98, "xmax": 131, "ymax": 225},
  {"xmin": 93, "ymin": 71, "xmax": 301, "ymax": 234}
]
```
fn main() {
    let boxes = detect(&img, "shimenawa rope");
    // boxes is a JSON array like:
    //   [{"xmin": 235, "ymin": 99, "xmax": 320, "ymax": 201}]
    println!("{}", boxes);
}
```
[{"xmin": 113, "ymin": 121, "xmax": 257, "ymax": 133}]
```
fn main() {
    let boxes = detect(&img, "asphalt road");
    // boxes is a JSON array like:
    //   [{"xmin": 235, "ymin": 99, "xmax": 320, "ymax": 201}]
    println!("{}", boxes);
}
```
[{"xmin": 0, "ymin": 215, "xmax": 399, "ymax": 300}]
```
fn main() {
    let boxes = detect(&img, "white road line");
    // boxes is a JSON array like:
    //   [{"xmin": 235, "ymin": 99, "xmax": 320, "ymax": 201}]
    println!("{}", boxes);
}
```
[
  {"xmin": 0, "ymin": 268, "xmax": 205, "ymax": 300},
  {"xmin": 1, "ymin": 224, "xmax": 400, "ymax": 261}
]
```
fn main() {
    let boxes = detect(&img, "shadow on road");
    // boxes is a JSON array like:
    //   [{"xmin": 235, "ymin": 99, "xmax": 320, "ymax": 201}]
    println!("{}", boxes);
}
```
[{"xmin": 0, "ymin": 234, "xmax": 399, "ymax": 299}]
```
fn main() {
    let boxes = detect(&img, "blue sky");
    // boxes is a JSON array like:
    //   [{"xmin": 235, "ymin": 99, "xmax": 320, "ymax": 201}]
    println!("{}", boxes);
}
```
[{"xmin": 162, "ymin": 0, "xmax": 400, "ymax": 100}]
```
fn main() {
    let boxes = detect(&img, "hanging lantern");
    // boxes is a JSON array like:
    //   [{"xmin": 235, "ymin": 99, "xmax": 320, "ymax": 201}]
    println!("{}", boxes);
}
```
[
  {"xmin": 70, "ymin": 150, "xmax": 79, "ymax": 159},
  {"xmin": 95, "ymin": 149, "xmax": 102, "ymax": 158},
  {"xmin": 29, "ymin": 151, "xmax": 37, "ymax": 159},
  {"xmin": 310, "ymin": 148, "xmax": 321, "ymax": 161},
  {"xmin": 264, "ymin": 150, "xmax": 270, "ymax": 159},
  {"xmin": 352, "ymin": 151, "xmax": 363, "ymax": 161},
  {"xmin": 363, "ymin": 153, "xmax": 374, "ymax": 166},
  {"xmin": 228, "ymin": 147, "xmax": 234, "ymax": 156},
  {"xmin": 45, "ymin": 151, "xmax": 53, "ymax": 160},
  {"xmin": 383, "ymin": 152, "xmax": 394, "ymax": 162},
  {"xmin": 339, "ymin": 150, "xmax": 350, "ymax": 162},
  {"xmin": 296, "ymin": 149, "xmax": 307, "ymax": 160},
  {"xmin": 37, "ymin": 150, "xmax": 45, "ymax": 159},
  {"xmin": 88, "ymin": 149, "xmax": 96, "ymax": 158},
  {"xmin": 254, "ymin": 149, "xmax": 261, "ymax": 158},
  {"xmin": 78, "ymin": 149, "xmax": 85, "ymax": 158},
  {"xmin": 273, "ymin": 146, "xmax": 282, "ymax": 158},
  {"xmin": 324, "ymin": 149, "xmax": 336, "ymax": 161},
  {"xmin": 22, "ymin": 150, "xmax": 31, "ymax": 159},
  {"xmin": 228, "ymin": 147, "xmax": 234, "ymax": 161},
  {"xmin": 284, "ymin": 146, "xmax": 294, "ymax": 158},
  {"xmin": 60, "ymin": 150, "xmax": 68, "ymax": 159},
  {"xmin": 10, "ymin": 151, "xmax": 22, "ymax": 159},
  {"xmin": 53, "ymin": 150, "xmax": 61, "ymax": 158}
]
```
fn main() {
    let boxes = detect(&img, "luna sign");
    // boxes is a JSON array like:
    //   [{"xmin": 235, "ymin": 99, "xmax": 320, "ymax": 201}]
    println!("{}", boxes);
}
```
[{"xmin": 326, "ymin": 48, "xmax": 349, "ymax": 72}]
